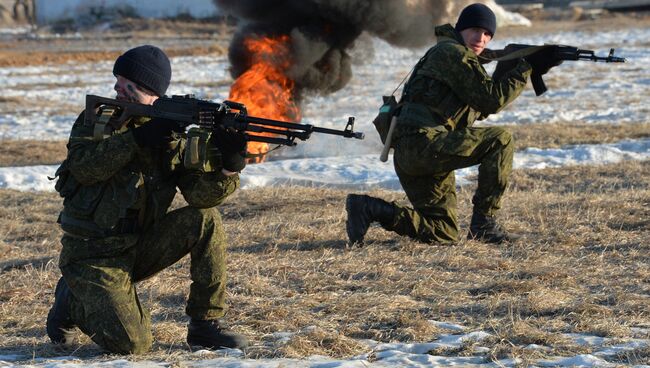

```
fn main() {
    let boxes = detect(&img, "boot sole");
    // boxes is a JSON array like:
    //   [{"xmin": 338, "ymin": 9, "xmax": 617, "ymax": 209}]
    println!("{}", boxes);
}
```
[
  {"xmin": 187, "ymin": 332, "xmax": 248, "ymax": 350},
  {"xmin": 467, "ymin": 231, "xmax": 518, "ymax": 244}
]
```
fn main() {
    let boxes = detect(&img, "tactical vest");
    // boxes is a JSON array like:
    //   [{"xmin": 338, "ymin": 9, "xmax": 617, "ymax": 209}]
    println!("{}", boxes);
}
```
[
  {"xmin": 398, "ymin": 37, "xmax": 482, "ymax": 131},
  {"xmin": 54, "ymin": 112, "xmax": 175, "ymax": 239}
]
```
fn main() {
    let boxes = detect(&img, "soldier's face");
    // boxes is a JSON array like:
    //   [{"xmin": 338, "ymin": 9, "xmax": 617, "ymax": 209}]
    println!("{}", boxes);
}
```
[
  {"xmin": 114, "ymin": 75, "xmax": 158, "ymax": 105},
  {"xmin": 460, "ymin": 27, "xmax": 493, "ymax": 55}
]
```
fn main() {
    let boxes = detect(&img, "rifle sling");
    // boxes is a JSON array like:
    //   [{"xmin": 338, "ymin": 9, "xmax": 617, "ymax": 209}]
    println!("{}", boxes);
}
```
[{"xmin": 93, "ymin": 107, "xmax": 117, "ymax": 141}]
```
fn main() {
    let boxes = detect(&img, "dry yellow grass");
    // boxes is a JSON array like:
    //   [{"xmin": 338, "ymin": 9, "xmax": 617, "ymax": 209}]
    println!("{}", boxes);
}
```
[
  {"xmin": 1, "ymin": 160, "xmax": 648, "ymax": 364},
  {"xmin": 0, "ymin": 17, "xmax": 231, "ymax": 67},
  {"xmin": 0, "ymin": 140, "xmax": 68, "ymax": 167},
  {"xmin": 508, "ymin": 122, "xmax": 650, "ymax": 151}
]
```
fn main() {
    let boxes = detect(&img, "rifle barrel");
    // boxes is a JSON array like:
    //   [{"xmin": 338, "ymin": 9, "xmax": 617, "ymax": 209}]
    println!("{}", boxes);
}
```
[
  {"xmin": 237, "ymin": 115, "xmax": 308, "ymax": 130},
  {"xmin": 232, "ymin": 114, "xmax": 364, "ymax": 139},
  {"xmin": 313, "ymin": 126, "xmax": 364, "ymax": 139},
  {"xmin": 577, "ymin": 55, "xmax": 626, "ymax": 62},
  {"xmin": 576, "ymin": 49, "xmax": 626, "ymax": 63},
  {"xmin": 245, "ymin": 134, "xmax": 297, "ymax": 146},
  {"xmin": 245, "ymin": 124, "xmax": 311, "ymax": 140}
]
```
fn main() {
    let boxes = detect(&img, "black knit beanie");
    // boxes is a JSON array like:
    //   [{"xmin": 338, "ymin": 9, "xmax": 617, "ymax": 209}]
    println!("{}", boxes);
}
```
[
  {"xmin": 455, "ymin": 3, "xmax": 497, "ymax": 37},
  {"xmin": 113, "ymin": 45, "xmax": 171, "ymax": 97}
]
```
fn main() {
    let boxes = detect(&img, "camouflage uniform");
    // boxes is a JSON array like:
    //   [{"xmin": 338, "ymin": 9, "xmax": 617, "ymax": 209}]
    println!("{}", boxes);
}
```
[
  {"xmin": 54, "ymin": 112, "xmax": 239, "ymax": 353},
  {"xmin": 385, "ymin": 24, "xmax": 532, "ymax": 244}
]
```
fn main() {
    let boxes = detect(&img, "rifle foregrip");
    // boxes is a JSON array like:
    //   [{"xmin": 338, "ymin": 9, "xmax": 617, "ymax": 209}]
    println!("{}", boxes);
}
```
[{"xmin": 531, "ymin": 72, "xmax": 547, "ymax": 96}]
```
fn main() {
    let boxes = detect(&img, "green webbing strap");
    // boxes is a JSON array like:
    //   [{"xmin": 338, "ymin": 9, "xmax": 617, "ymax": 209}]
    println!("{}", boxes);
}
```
[
  {"xmin": 59, "ymin": 212, "xmax": 139, "ymax": 238},
  {"xmin": 59, "ymin": 212, "xmax": 108, "ymax": 237},
  {"xmin": 93, "ymin": 107, "xmax": 117, "ymax": 141},
  {"xmin": 412, "ymin": 37, "xmax": 460, "ymax": 81},
  {"xmin": 391, "ymin": 37, "xmax": 454, "ymax": 97}
]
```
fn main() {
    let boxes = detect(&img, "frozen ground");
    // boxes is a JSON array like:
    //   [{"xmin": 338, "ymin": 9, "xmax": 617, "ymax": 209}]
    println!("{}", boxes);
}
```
[
  {"xmin": 0, "ymin": 18, "xmax": 649, "ymax": 368},
  {"xmin": 2, "ymin": 138, "xmax": 649, "ymax": 192},
  {"xmin": 1, "ymin": 321, "xmax": 649, "ymax": 367}
]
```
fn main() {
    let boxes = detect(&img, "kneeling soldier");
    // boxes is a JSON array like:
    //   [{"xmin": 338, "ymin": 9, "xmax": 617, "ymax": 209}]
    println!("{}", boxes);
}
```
[
  {"xmin": 47, "ymin": 45, "xmax": 248, "ymax": 353},
  {"xmin": 347, "ymin": 4, "xmax": 560, "ymax": 245}
]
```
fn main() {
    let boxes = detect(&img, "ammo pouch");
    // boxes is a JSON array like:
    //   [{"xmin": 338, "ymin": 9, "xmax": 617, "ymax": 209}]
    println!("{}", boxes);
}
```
[
  {"xmin": 58, "ymin": 212, "xmax": 139, "ymax": 238},
  {"xmin": 56, "ymin": 162, "xmax": 144, "ymax": 238},
  {"xmin": 372, "ymin": 95, "xmax": 399, "ymax": 144},
  {"xmin": 184, "ymin": 127, "xmax": 221, "ymax": 172},
  {"xmin": 53, "ymin": 159, "xmax": 79, "ymax": 198}
]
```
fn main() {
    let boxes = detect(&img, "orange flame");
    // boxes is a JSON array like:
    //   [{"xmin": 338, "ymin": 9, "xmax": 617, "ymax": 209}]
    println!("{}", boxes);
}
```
[{"xmin": 228, "ymin": 35, "xmax": 301, "ymax": 163}]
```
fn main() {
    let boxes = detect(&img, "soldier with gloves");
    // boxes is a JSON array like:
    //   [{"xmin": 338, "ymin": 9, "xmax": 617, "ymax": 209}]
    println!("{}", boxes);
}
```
[
  {"xmin": 47, "ymin": 45, "xmax": 248, "ymax": 353},
  {"xmin": 346, "ymin": 3, "xmax": 561, "ymax": 245}
]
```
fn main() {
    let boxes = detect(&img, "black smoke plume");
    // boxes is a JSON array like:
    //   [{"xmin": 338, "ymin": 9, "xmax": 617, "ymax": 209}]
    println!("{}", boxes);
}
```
[{"xmin": 214, "ymin": 0, "xmax": 463, "ymax": 99}]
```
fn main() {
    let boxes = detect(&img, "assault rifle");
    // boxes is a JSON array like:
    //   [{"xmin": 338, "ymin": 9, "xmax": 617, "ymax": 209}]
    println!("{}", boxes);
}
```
[
  {"xmin": 85, "ymin": 94, "xmax": 364, "ymax": 146},
  {"xmin": 484, "ymin": 44, "xmax": 626, "ymax": 96}
]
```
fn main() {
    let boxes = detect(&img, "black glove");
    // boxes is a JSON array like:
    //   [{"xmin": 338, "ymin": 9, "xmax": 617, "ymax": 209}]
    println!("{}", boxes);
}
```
[
  {"xmin": 212, "ymin": 126, "xmax": 248, "ymax": 172},
  {"xmin": 132, "ymin": 118, "xmax": 183, "ymax": 148},
  {"xmin": 524, "ymin": 47, "xmax": 564, "ymax": 76},
  {"xmin": 492, "ymin": 58, "xmax": 520, "ymax": 81},
  {"xmin": 491, "ymin": 44, "xmax": 528, "ymax": 81}
]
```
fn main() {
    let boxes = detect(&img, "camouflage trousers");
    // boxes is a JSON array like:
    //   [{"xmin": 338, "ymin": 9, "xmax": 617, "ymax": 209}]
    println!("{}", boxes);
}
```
[
  {"xmin": 58, "ymin": 206, "xmax": 227, "ymax": 354},
  {"xmin": 389, "ymin": 125, "xmax": 514, "ymax": 244}
]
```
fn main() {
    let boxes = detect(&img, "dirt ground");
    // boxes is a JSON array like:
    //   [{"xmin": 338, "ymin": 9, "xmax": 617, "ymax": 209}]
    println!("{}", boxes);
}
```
[{"xmin": 0, "ymin": 18, "xmax": 232, "ymax": 67}]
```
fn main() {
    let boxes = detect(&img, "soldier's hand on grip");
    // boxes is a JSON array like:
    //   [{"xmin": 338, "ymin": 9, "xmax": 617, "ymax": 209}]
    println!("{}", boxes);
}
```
[
  {"xmin": 491, "ymin": 44, "xmax": 529, "ymax": 81},
  {"xmin": 212, "ymin": 126, "xmax": 248, "ymax": 172},
  {"xmin": 524, "ymin": 47, "xmax": 564, "ymax": 76}
]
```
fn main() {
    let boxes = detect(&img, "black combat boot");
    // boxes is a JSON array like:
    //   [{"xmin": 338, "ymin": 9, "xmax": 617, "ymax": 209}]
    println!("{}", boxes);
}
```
[
  {"xmin": 187, "ymin": 319, "xmax": 248, "ymax": 350},
  {"xmin": 46, "ymin": 277, "xmax": 77, "ymax": 344},
  {"xmin": 345, "ymin": 194, "xmax": 396, "ymax": 245},
  {"xmin": 468, "ymin": 212, "xmax": 520, "ymax": 244}
]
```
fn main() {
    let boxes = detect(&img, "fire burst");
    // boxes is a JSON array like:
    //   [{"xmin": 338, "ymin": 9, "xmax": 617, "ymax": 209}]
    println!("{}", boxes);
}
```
[{"xmin": 228, "ymin": 35, "xmax": 301, "ymax": 163}]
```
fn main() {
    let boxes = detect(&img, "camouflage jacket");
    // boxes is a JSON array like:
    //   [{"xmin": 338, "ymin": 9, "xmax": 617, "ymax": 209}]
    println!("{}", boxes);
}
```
[
  {"xmin": 396, "ymin": 24, "xmax": 532, "ymax": 131},
  {"xmin": 55, "ymin": 111, "xmax": 239, "ymax": 240}
]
